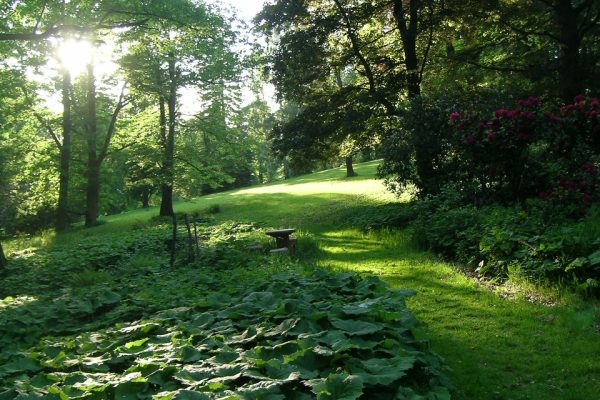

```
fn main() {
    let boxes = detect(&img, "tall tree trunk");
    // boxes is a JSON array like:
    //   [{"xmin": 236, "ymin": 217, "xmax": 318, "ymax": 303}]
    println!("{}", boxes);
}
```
[
  {"xmin": 56, "ymin": 68, "xmax": 72, "ymax": 231},
  {"xmin": 345, "ymin": 156, "xmax": 356, "ymax": 177},
  {"xmin": 141, "ymin": 189, "xmax": 150, "ymax": 208},
  {"xmin": 85, "ymin": 62, "xmax": 100, "ymax": 227},
  {"xmin": 160, "ymin": 52, "xmax": 176, "ymax": 217},
  {"xmin": 283, "ymin": 158, "xmax": 290, "ymax": 180},
  {"xmin": 393, "ymin": 0, "xmax": 421, "ymax": 98},
  {"xmin": 0, "ymin": 241, "xmax": 7, "ymax": 269},
  {"xmin": 555, "ymin": 0, "xmax": 583, "ymax": 101}
]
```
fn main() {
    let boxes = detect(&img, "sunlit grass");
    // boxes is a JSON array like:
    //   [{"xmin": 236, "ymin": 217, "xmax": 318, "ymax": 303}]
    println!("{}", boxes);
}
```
[{"xmin": 313, "ymin": 227, "xmax": 600, "ymax": 400}]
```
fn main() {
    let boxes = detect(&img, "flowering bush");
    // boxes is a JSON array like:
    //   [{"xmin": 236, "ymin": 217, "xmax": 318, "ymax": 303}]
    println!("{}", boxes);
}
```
[{"xmin": 450, "ymin": 95, "xmax": 599, "ymax": 210}]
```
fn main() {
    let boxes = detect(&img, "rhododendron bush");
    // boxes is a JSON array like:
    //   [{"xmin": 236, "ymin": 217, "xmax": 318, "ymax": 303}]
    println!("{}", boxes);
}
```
[{"xmin": 449, "ymin": 95, "xmax": 599, "ymax": 210}]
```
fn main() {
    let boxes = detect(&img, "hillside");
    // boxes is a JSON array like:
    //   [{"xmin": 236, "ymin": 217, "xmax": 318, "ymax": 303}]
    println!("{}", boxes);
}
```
[{"xmin": 2, "ymin": 160, "xmax": 599, "ymax": 399}]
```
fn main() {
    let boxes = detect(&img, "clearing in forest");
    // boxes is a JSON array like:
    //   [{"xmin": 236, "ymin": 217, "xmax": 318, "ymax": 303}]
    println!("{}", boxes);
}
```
[{"xmin": 1, "ymin": 160, "xmax": 599, "ymax": 399}]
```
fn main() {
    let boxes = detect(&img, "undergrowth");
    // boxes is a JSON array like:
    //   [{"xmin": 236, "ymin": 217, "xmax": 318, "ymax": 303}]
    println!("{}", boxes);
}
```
[{"xmin": 0, "ymin": 220, "xmax": 451, "ymax": 399}]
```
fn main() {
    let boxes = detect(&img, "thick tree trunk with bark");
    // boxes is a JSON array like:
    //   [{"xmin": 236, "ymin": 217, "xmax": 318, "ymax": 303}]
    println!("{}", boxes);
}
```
[
  {"xmin": 85, "ymin": 63, "xmax": 100, "ymax": 227},
  {"xmin": 0, "ymin": 241, "xmax": 7, "ymax": 269},
  {"xmin": 555, "ymin": 0, "xmax": 584, "ymax": 102},
  {"xmin": 345, "ymin": 156, "xmax": 356, "ymax": 177},
  {"xmin": 83, "ymin": 62, "xmax": 127, "ymax": 227},
  {"xmin": 56, "ymin": 69, "xmax": 72, "ymax": 231},
  {"xmin": 141, "ymin": 190, "xmax": 151, "ymax": 208},
  {"xmin": 393, "ymin": 0, "xmax": 422, "ymax": 99},
  {"xmin": 85, "ymin": 161, "xmax": 101, "ymax": 227},
  {"xmin": 159, "ymin": 53, "xmax": 177, "ymax": 217}
]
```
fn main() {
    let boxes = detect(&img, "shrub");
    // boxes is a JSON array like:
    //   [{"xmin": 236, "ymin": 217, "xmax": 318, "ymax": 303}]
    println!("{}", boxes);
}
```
[
  {"xmin": 450, "ymin": 95, "xmax": 599, "ymax": 208},
  {"xmin": 378, "ymin": 89, "xmax": 519, "ymax": 198}
]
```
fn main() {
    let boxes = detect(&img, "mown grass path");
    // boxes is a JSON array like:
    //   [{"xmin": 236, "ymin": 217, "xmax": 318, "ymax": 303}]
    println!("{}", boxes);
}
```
[
  {"xmin": 9, "ymin": 160, "xmax": 599, "ymax": 399},
  {"xmin": 315, "ymin": 228, "xmax": 600, "ymax": 400}
]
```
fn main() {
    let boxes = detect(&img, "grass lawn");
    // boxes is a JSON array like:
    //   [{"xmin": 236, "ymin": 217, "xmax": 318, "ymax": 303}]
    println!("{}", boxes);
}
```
[{"xmin": 4, "ymin": 160, "xmax": 600, "ymax": 399}]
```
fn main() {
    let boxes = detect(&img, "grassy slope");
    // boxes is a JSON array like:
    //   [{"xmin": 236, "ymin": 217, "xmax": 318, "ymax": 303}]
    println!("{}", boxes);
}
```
[{"xmin": 8, "ymin": 160, "xmax": 600, "ymax": 399}]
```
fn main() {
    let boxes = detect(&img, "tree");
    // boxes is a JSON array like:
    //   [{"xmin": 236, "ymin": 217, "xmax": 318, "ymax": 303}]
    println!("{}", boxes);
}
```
[
  {"xmin": 0, "ymin": 0, "xmax": 157, "ymax": 230},
  {"xmin": 237, "ymin": 99, "xmax": 279, "ymax": 183},
  {"xmin": 121, "ymin": 1, "xmax": 240, "ymax": 216},
  {"xmin": 444, "ymin": 0, "xmax": 600, "ymax": 101},
  {"xmin": 0, "ymin": 0, "xmax": 150, "ymax": 42},
  {"xmin": 82, "ymin": 59, "xmax": 129, "ymax": 227},
  {"xmin": 257, "ymin": 0, "xmax": 441, "ymax": 175}
]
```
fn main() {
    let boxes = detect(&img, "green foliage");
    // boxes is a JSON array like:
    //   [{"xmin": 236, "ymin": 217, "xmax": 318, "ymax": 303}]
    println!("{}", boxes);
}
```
[
  {"xmin": 0, "ymin": 221, "xmax": 450, "ymax": 398},
  {"xmin": 338, "ymin": 184, "xmax": 600, "ymax": 289},
  {"xmin": 378, "ymin": 89, "xmax": 520, "ymax": 199}
]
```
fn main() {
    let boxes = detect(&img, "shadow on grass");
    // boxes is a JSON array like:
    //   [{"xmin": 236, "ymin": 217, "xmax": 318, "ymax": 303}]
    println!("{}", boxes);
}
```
[{"xmin": 311, "ymin": 227, "xmax": 600, "ymax": 400}]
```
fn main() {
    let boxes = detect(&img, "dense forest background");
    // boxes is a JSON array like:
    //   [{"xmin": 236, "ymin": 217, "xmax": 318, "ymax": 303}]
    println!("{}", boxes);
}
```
[{"xmin": 1, "ymin": 0, "xmax": 599, "ymax": 238}]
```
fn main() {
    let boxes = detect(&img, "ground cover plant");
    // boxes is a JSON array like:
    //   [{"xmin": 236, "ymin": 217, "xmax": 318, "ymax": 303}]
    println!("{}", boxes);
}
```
[
  {"xmin": 3, "ymin": 161, "xmax": 600, "ymax": 400},
  {"xmin": 0, "ymin": 211, "xmax": 450, "ymax": 399}
]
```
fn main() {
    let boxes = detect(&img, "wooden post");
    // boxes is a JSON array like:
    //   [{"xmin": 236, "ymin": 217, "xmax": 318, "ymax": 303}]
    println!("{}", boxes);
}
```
[
  {"xmin": 193, "ymin": 220, "xmax": 200, "ymax": 256},
  {"xmin": 169, "ymin": 213, "xmax": 177, "ymax": 268},
  {"xmin": 184, "ymin": 213, "xmax": 194, "ymax": 261}
]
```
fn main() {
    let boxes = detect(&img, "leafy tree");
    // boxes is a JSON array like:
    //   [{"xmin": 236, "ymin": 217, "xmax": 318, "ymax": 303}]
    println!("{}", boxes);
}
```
[
  {"xmin": 444, "ymin": 0, "xmax": 600, "ymax": 101},
  {"xmin": 237, "ymin": 99, "xmax": 279, "ymax": 183},
  {"xmin": 258, "ymin": 0, "xmax": 442, "ymax": 176},
  {"xmin": 121, "ymin": 0, "xmax": 240, "ymax": 216}
]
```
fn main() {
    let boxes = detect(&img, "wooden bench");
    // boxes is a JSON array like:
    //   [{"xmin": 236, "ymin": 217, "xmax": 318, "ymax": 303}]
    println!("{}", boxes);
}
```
[{"xmin": 266, "ymin": 228, "xmax": 297, "ymax": 256}]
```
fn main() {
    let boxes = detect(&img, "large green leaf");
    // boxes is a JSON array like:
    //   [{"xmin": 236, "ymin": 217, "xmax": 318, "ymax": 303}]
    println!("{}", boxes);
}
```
[
  {"xmin": 359, "ymin": 357, "xmax": 416, "ymax": 386},
  {"xmin": 307, "ymin": 373, "xmax": 364, "ymax": 400},
  {"xmin": 329, "ymin": 319, "xmax": 383, "ymax": 336}
]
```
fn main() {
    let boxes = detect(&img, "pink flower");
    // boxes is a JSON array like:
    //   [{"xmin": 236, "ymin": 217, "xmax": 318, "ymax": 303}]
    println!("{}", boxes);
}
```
[
  {"xmin": 507, "ymin": 109, "xmax": 520, "ymax": 119},
  {"xmin": 521, "ymin": 111, "xmax": 534, "ymax": 119},
  {"xmin": 517, "ymin": 97, "xmax": 541, "ymax": 107},
  {"xmin": 581, "ymin": 162, "xmax": 597, "ymax": 172},
  {"xmin": 539, "ymin": 191, "xmax": 551, "ymax": 199},
  {"xmin": 560, "ymin": 104, "xmax": 574, "ymax": 114},
  {"xmin": 574, "ymin": 94, "xmax": 586, "ymax": 103},
  {"xmin": 544, "ymin": 113, "xmax": 561, "ymax": 123},
  {"xmin": 495, "ymin": 109, "xmax": 509, "ymax": 117},
  {"xmin": 587, "ymin": 110, "xmax": 597, "ymax": 119},
  {"xmin": 559, "ymin": 176, "xmax": 566, "ymax": 186},
  {"xmin": 465, "ymin": 135, "xmax": 476, "ymax": 145},
  {"xmin": 582, "ymin": 193, "xmax": 593, "ymax": 203},
  {"xmin": 488, "ymin": 132, "xmax": 497, "ymax": 141},
  {"xmin": 449, "ymin": 112, "xmax": 461, "ymax": 123},
  {"xmin": 590, "ymin": 98, "xmax": 599, "ymax": 109}
]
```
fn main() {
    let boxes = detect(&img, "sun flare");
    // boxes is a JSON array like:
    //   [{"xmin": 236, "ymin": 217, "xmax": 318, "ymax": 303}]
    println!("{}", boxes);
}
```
[{"xmin": 57, "ymin": 39, "xmax": 94, "ymax": 77}]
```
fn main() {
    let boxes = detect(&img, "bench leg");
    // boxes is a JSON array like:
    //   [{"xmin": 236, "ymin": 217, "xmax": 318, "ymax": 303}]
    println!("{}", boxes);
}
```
[{"xmin": 288, "ymin": 237, "xmax": 297, "ymax": 257}]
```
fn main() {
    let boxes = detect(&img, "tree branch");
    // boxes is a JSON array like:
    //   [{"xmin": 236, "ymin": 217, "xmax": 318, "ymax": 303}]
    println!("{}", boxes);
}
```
[
  {"xmin": 0, "ymin": 19, "xmax": 149, "ymax": 41},
  {"xmin": 34, "ymin": 1, "xmax": 48, "ymax": 34},
  {"xmin": 332, "ymin": 0, "xmax": 397, "ymax": 116},
  {"xmin": 419, "ymin": 1, "xmax": 435, "ymax": 82},
  {"xmin": 19, "ymin": 85, "xmax": 62, "ymax": 149},
  {"xmin": 99, "ymin": 83, "xmax": 129, "ymax": 163}
]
